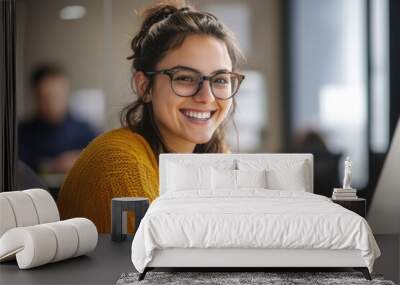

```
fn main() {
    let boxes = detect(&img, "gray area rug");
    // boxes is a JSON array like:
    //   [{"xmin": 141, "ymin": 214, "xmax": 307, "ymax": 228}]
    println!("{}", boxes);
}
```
[{"xmin": 117, "ymin": 272, "xmax": 396, "ymax": 285}]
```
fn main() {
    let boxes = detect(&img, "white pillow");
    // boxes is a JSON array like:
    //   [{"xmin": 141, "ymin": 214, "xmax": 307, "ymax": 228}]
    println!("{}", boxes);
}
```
[
  {"xmin": 267, "ymin": 164, "xmax": 306, "ymax": 191},
  {"xmin": 212, "ymin": 168, "xmax": 236, "ymax": 190},
  {"xmin": 167, "ymin": 163, "xmax": 212, "ymax": 191},
  {"xmin": 236, "ymin": 169, "xmax": 268, "ymax": 188},
  {"xmin": 237, "ymin": 159, "xmax": 308, "ymax": 191}
]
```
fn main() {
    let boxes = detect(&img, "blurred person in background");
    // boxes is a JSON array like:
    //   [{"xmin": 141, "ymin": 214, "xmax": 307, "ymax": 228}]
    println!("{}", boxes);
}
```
[{"xmin": 18, "ymin": 64, "xmax": 98, "ymax": 174}]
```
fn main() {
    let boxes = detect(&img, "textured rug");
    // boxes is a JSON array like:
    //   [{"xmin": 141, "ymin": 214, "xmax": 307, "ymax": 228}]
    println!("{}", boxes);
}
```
[{"xmin": 116, "ymin": 271, "xmax": 396, "ymax": 285}]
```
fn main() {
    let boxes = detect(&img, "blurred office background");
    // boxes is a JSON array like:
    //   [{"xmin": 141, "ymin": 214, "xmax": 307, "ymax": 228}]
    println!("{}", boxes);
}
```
[
  {"xmin": 15, "ymin": 0, "xmax": 396, "ymax": 198},
  {"xmin": 8, "ymin": 0, "xmax": 400, "ymax": 282}
]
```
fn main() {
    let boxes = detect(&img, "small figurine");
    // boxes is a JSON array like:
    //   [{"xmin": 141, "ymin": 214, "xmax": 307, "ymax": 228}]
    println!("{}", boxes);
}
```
[{"xmin": 343, "ymin": 156, "xmax": 353, "ymax": 189}]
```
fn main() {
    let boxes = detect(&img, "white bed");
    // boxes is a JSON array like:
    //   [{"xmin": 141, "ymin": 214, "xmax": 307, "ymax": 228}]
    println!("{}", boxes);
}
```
[{"xmin": 131, "ymin": 154, "xmax": 380, "ymax": 280}]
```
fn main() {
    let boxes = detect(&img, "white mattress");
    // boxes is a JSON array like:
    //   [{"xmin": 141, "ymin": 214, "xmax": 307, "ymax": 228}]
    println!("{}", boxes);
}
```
[{"xmin": 131, "ymin": 190, "xmax": 380, "ymax": 273}]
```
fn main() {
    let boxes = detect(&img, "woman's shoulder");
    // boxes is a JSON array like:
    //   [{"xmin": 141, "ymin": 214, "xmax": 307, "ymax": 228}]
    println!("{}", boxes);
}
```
[
  {"xmin": 79, "ymin": 127, "xmax": 157, "ymax": 167},
  {"xmin": 88, "ymin": 128, "xmax": 147, "ymax": 152},
  {"xmin": 91, "ymin": 127, "xmax": 144, "ymax": 145}
]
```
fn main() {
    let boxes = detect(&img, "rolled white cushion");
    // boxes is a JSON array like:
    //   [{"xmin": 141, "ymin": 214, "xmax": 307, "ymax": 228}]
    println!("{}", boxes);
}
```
[
  {"xmin": 0, "ymin": 196, "xmax": 17, "ymax": 237},
  {"xmin": 0, "ymin": 189, "xmax": 59, "ymax": 239},
  {"xmin": 65, "ymin": 218, "xmax": 98, "ymax": 257},
  {"xmin": 0, "ymin": 218, "xmax": 98, "ymax": 269},
  {"xmin": 0, "ymin": 226, "xmax": 57, "ymax": 269},
  {"xmin": 0, "ymin": 191, "xmax": 39, "ymax": 227},
  {"xmin": 42, "ymin": 221, "xmax": 79, "ymax": 262},
  {"xmin": 23, "ymin": 189, "xmax": 59, "ymax": 223}
]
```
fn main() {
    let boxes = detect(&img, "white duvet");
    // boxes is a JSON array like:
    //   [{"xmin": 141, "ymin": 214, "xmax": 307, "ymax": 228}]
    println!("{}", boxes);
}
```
[{"xmin": 131, "ymin": 190, "xmax": 380, "ymax": 273}]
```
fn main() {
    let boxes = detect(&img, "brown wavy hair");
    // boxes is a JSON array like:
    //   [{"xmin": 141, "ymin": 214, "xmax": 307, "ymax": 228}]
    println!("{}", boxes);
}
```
[{"xmin": 120, "ymin": 0, "xmax": 244, "ymax": 160}]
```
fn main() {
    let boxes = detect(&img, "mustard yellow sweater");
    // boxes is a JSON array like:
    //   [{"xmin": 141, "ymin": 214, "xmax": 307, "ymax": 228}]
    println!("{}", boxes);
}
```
[{"xmin": 57, "ymin": 128, "xmax": 159, "ymax": 233}]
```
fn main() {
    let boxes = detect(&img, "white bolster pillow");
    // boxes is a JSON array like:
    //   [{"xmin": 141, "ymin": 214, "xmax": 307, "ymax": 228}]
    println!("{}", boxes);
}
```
[
  {"xmin": 0, "ymin": 196, "xmax": 17, "ymax": 237},
  {"xmin": 0, "ymin": 218, "xmax": 98, "ymax": 269},
  {"xmin": 23, "ymin": 188, "xmax": 60, "ymax": 223},
  {"xmin": 0, "ymin": 225, "xmax": 57, "ymax": 268},
  {"xmin": 0, "ymin": 189, "xmax": 59, "ymax": 237},
  {"xmin": 65, "ymin": 218, "xmax": 98, "ymax": 257},
  {"xmin": 0, "ymin": 191, "xmax": 40, "ymax": 227}
]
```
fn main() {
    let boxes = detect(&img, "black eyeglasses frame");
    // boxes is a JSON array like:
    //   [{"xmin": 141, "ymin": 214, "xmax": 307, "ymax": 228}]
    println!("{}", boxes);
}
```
[{"xmin": 144, "ymin": 66, "xmax": 245, "ymax": 100}]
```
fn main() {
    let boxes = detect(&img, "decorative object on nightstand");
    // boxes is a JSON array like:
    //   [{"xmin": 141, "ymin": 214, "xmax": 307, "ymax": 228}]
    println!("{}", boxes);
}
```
[
  {"xmin": 331, "ymin": 198, "xmax": 366, "ymax": 218},
  {"xmin": 342, "ymin": 156, "xmax": 353, "ymax": 189},
  {"xmin": 331, "ymin": 157, "xmax": 365, "ymax": 217},
  {"xmin": 332, "ymin": 188, "xmax": 358, "ymax": 199},
  {"xmin": 332, "ymin": 157, "xmax": 358, "ymax": 200},
  {"xmin": 111, "ymin": 197, "xmax": 149, "ymax": 242}
]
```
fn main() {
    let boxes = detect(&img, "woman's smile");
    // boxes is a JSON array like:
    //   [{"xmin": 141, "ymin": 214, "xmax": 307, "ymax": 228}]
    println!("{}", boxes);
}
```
[{"xmin": 179, "ymin": 108, "xmax": 217, "ymax": 124}]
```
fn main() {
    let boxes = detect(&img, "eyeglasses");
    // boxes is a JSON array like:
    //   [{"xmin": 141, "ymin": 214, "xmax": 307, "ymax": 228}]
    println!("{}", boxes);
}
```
[{"xmin": 144, "ymin": 66, "xmax": 245, "ymax": 100}]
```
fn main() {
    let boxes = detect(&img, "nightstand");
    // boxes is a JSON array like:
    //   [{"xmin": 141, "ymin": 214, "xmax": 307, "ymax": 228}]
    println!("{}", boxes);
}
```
[{"xmin": 331, "ymin": 198, "xmax": 366, "ymax": 218}]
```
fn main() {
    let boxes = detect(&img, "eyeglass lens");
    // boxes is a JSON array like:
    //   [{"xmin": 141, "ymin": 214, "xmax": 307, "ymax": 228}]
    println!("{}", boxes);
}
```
[{"xmin": 171, "ymin": 69, "xmax": 239, "ymax": 99}]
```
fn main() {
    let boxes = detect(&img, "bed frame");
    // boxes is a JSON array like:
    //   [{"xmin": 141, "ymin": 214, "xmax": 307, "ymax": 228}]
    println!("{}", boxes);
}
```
[
  {"xmin": 138, "ymin": 154, "xmax": 372, "ymax": 281},
  {"xmin": 140, "ymin": 248, "xmax": 371, "ymax": 280}
]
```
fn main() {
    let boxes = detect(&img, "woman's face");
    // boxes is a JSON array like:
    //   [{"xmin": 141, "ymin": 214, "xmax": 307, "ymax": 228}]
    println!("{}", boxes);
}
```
[{"xmin": 149, "ymin": 35, "xmax": 233, "ymax": 153}]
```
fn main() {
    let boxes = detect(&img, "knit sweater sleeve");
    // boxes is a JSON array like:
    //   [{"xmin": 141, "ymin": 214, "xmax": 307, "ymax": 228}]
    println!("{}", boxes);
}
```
[{"xmin": 57, "ymin": 129, "xmax": 159, "ymax": 233}]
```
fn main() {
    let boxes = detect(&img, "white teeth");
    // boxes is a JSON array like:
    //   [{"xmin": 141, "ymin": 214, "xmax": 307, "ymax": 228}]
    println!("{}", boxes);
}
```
[{"xmin": 183, "ymin": 110, "xmax": 211, "ymax": 120}]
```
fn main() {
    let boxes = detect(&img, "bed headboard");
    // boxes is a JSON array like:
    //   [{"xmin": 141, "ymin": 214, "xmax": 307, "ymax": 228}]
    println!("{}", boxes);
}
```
[{"xmin": 159, "ymin": 153, "xmax": 314, "ymax": 195}]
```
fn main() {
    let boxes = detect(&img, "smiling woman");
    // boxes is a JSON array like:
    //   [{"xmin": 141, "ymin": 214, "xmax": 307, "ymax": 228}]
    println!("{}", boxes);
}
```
[{"xmin": 56, "ymin": 0, "xmax": 245, "ymax": 233}]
